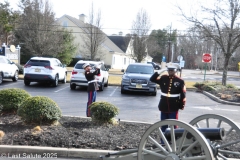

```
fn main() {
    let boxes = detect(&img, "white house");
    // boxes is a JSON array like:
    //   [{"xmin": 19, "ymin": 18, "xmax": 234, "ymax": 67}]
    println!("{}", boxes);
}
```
[{"xmin": 56, "ymin": 14, "xmax": 152, "ymax": 69}]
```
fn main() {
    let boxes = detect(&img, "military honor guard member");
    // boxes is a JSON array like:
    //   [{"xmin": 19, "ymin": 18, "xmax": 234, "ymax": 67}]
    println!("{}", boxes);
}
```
[
  {"xmin": 150, "ymin": 63, "xmax": 186, "ymax": 133},
  {"xmin": 83, "ymin": 63, "xmax": 100, "ymax": 117}
]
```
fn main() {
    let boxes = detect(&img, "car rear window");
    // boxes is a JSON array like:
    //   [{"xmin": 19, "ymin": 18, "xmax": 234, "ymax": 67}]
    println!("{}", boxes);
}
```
[
  {"xmin": 75, "ymin": 63, "xmax": 96, "ymax": 69},
  {"xmin": 27, "ymin": 60, "xmax": 50, "ymax": 66}
]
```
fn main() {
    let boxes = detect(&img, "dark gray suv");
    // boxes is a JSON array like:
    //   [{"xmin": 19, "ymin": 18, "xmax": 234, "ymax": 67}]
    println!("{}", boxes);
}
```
[{"xmin": 121, "ymin": 63, "xmax": 157, "ymax": 96}]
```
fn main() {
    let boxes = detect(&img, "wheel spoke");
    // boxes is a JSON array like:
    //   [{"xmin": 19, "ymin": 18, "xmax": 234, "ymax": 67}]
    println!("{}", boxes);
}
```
[
  {"xmin": 195, "ymin": 122, "xmax": 200, "ymax": 128},
  {"xmin": 176, "ymin": 130, "xmax": 188, "ymax": 154},
  {"xmin": 219, "ymin": 139, "xmax": 240, "ymax": 148},
  {"xmin": 217, "ymin": 120, "xmax": 222, "ymax": 128},
  {"xmin": 225, "ymin": 127, "xmax": 233, "ymax": 136},
  {"xmin": 206, "ymin": 118, "xmax": 209, "ymax": 128},
  {"xmin": 142, "ymin": 148, "xmax": 166, "ymax": 158},
  {"xmin": 181, "ymin": 155, "xmax": 207, "ymax": 160},
  {"xmin": 147, "ymin": 135, "xmax": 168, "ymax": 155},
  {"xmin": 217, "ymin": 153, "xmax": 228, "ymax": 160},
  {"xmin": 179, "ymin": 141, "xmax": 199, "ymax": 157},
  {"xmin": 157, "ymin": 127, "xmax": 172, "ymax": 152},
  {"xmin": 218, "ymin": 149, "xmax": 240, "ymax": 156},
  {"xmin": 170, "ymin": 125, "xmax": 176, "ymax": 152}
]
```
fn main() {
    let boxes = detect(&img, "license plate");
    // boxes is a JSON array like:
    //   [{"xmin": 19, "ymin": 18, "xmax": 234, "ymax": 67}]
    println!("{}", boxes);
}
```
[
  {"xmin": 35, "ymin": 68, "xmax": 41, "ymax": 72},
  {"xmin": 136, "ymin": 83, "xmax": 142, "ymax": 88}
]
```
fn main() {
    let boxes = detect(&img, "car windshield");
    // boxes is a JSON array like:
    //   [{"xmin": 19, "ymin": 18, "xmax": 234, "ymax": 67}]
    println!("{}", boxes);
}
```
[{"xmin": 126, "ymin": 65, "xmax": 154, "ymax": 74}]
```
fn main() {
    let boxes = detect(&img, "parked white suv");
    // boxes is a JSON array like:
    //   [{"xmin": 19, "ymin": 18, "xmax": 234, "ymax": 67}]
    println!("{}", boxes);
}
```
[
  {"xmin": 70, "ymin": 60, "xmax": 109, "ymax": 91},
  {"xmin": 23, "ymin": 57, "xmax": 67, "ymax": 87},
  {"xmin": 0, "ymin": 55, "xmax": 19, "ymax": 84}
]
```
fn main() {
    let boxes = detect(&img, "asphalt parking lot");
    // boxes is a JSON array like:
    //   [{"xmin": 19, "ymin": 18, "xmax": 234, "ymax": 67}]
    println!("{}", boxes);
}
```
[
  {"xmin": 1, "ymin": 79, "xmax": 240, "ymax": 160},
  {"xmin": 0, "ymin": 80, "xmax": 240, "ymax": 125}
]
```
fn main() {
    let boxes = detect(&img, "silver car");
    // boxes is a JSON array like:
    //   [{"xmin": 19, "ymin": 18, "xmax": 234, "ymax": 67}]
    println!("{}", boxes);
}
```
[
  {"xmin": 121, "ymin": 63, "xmax": 157, "ymax": 96},
  {"xmin": 70, "ymin": 60, "xmax": 109, "ymax": 91}
]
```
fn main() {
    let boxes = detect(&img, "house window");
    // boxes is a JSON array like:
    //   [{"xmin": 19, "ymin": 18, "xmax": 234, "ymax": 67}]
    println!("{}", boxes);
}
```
[
  {"xmin": 124, "ymin": 58, "xmax": 126, "ymax": 65},
  {"xmin": 62, "ymin": 21, "xmax": 68, "ymax": 28}
]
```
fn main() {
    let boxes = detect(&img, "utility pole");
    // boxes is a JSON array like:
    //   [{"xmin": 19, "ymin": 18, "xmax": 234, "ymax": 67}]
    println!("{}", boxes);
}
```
[{"xmin": 167, "ymin": 25, "xmax": 172, "ymax": 63}]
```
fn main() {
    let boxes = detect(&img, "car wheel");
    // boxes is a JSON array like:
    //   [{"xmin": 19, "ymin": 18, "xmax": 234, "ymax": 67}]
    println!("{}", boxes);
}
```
[
  {"xmin": 52, "ymin": 75, "xmax": 59, "ymax": 87},
  {"xmin": 104, "ymin": 79, "xmax": 108, "ymax": 87},
  {"xmin": 0, "ymin": 72, "xmax": 3, "ymax": 85},
  {"xmin": 70, "ymin": 83, "xmax": 76, "ymax": 90},
  {"xmin": 121, "ymin": 88, "xmax": 126, "ymax": 94},
  {"xmin": 156, "ymin": 66, "xmax": 160, "ymax": 70},
  {"xmin": 152, "ymin": 91, "xmax": 157, "ymax": 96},
  {"xmin": 12, "ymin": 71, "xmax": 18, "ymax": 82},
  {"xmin": 24, "ymin": 80, "xmax": 30, "ymax": 86},
  {"xmin": 62, "ymin": 74, "xmax": 67, "ymax": 83},
  {"xmin": 99, "ymin": 80, "xmax": 104, "ymax": 91}
]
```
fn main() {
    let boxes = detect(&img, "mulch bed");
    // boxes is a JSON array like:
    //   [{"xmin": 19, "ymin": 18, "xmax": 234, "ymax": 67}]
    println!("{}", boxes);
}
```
[{"xmin": 0, "ymin": 113, "xmax": 239, "ymax": 159}]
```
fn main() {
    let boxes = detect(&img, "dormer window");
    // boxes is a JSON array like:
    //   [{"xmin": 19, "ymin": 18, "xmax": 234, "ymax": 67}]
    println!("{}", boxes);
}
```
[{"xmin": 62, "ymin": 21, "xmax": 68, "ymax": 27}]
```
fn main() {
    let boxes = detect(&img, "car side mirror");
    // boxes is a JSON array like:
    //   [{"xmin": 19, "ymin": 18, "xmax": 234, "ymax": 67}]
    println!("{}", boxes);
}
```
[{"xmin": 121, "ymin": 69, "xmax": 124, "ymax": 72}]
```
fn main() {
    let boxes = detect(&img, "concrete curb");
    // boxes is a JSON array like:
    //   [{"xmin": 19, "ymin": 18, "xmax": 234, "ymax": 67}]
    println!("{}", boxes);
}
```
[
  {"xmin": 0, "ymin": 145, "xmax": 115, "ymax": 158},
  {"xmin": 202, "ymin": 91, "xmax": 240, "ymax": 106}
]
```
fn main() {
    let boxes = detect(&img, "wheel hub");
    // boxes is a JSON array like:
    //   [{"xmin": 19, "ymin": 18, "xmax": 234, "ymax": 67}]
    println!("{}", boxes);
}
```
[{"xmin": 165, "ymin": 153, "xmax": 180, "ymax": 160}]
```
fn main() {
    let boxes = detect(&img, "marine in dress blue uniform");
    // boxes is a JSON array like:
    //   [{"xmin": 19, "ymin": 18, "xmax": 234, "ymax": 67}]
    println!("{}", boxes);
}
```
[
  {"xmin": 83, "ymin": 63, "xmax": 100, "ymax": 117},
  {"xmin": 150, "ymin": 63, "xmax": 186, "ymax": 133}
]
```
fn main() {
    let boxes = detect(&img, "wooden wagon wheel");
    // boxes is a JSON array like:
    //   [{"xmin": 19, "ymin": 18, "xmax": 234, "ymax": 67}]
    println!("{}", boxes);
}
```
[
  {"xmin": 189, "ymin": 114, "xmax": 240, "ymax": 159},
  {"xmin": 138, "ymin": 119, "xmax": 214, "ymax": 160}
]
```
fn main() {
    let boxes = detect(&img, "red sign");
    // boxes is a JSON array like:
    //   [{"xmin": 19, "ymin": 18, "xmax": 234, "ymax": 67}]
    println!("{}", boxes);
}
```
[{"xmin": 202, "ymin": 53, "xmax": 212, "ymax": 63}]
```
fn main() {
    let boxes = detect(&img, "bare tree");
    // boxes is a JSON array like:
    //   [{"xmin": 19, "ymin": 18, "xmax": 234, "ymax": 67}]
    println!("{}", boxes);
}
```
[
  {"xmin": 0, "ymin": 1, "xmax": 19, "ymax": 45},
  {"xmin": 130, "ymin": 8, "xmax": 151, "ymax": 62},
  {"xmin": 14, "ymin": 0, "xmax": 65, "ymax": 57},
  {"xmin": 81, "ymin": 3, "xmax": 105, "ymax": 60},
  {"xmin": 177, "ymin": 0, "xmax": 240, "ymax": 85}
]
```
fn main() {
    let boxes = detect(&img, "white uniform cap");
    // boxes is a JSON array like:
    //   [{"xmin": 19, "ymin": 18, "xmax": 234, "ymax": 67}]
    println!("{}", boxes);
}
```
[
  {"xmin": 82, "ymin": 63, "xmax": 90, "ymax": 69},
  {"xmin": 166, "ymin": 63, "xmax": 180, "ymax": 70}
]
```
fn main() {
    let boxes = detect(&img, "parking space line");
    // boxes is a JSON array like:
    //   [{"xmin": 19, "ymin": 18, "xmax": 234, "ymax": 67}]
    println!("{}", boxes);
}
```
[
  {"xmin": 54, "ymin": 86, "xmax": 69, "ymax": 92},
  {"xmin": 215, "ymin": 108, "xmax": 238, "ymax": 112},
  {"xmin": 2, "ymin": 83, "xmax": 19, "ymax": 87},
  {"xmin": 192, "ymin": 107, "xmax": 213, "ymax": 110},
  {"xmin": 109, "ymin": 86, "xmax": 118, "ymax": 96}
]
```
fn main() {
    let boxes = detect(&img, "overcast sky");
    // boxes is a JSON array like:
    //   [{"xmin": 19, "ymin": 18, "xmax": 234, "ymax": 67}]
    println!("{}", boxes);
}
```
[{"xmin": 8, "ymin": 0, "xmax": 211, "ymax": 35}]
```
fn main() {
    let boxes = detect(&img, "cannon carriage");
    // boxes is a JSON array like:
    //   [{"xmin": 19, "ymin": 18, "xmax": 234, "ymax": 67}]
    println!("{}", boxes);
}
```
[{"xmin": 101, "ymin": 114, "xmax": 240, "ymax": 160}]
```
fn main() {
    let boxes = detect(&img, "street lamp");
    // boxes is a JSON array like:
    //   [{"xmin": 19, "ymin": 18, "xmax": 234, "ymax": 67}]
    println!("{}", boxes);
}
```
[{"xmin": 16, "ymin": 45, "xmax": 21, "ymax": 65}]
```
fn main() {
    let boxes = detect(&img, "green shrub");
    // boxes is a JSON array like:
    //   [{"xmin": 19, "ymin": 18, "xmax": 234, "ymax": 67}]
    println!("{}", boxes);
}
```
[
  {"xmin": 17, "ymin": 96, "xmax": 62, "ymax": 124},
  {"xmin": 89, "ymin": 101, "xmax": 119, "ymax": 124},
  {"xmin": 202, "ymin": 85, "xmax": 215, "ymax": 92},
  {"xmin": 226, "ymin": 84, "xmax": 237, "ymax": 89},
  {"xmin": 0, "ymin": 88, "xmax": 31, "ymax": 113}
]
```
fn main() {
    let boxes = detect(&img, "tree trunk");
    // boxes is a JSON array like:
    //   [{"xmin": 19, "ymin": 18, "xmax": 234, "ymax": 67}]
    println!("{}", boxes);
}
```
[{"xmin": 222, "ymin": 56, "xmax": 230, "ymax": 86}]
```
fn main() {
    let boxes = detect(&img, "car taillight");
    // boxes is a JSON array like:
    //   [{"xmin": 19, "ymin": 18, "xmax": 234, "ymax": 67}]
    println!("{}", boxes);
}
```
[
  {"xmin": 44, "ymin": 66, "xmax": 54, "ymax": 70},
  {"xmin": 24, "ymin": 64, "xmax": 31, "ymax": 68},
  {"xmin": 72, "ymin": 70, "xmax": 78, "ymax": 75},
  {"xmin": 97, "ymin": 71, "xmax": 101, "ymax": 76}
]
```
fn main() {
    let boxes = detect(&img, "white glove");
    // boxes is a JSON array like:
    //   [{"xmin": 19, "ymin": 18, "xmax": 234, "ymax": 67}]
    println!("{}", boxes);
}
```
[{"xmin": 158, "ymin": 68, "xmax": 168, "ymax": 74}]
